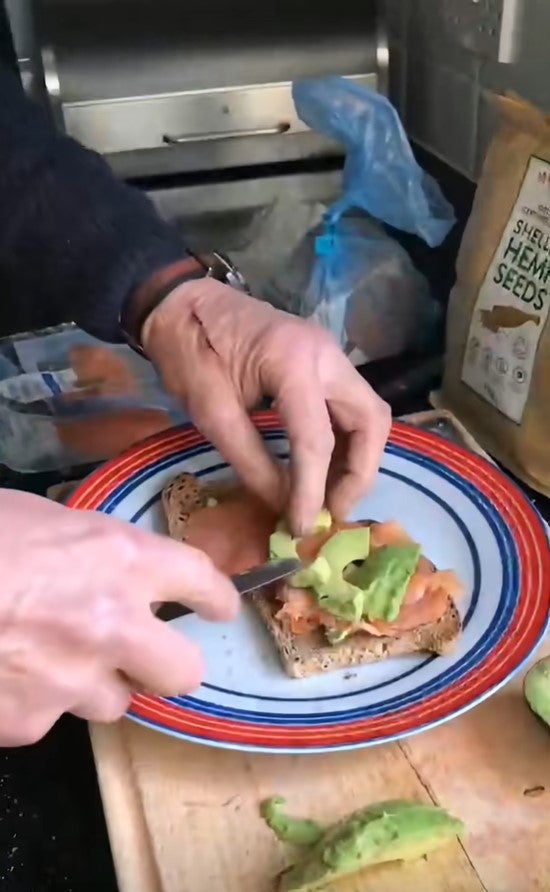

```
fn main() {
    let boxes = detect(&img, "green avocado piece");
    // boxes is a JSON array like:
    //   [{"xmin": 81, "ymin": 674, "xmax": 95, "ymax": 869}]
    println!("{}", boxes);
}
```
[
  {"xmin": 261, "ymin": 797, "xmax": 324, "ymax": 847},
  {"xmin": 291, "ymin": 555, "xmax": 332, "ymax": 590},
  {"xmin": 278, "ymin": 799, "xmax": 465, "ymax": 892},
  {"xmin": 524, "ymin": 657, "xmax": 550, "ymax": 727},
  {"xmin": 292, "ymin": 527, "xmax": 369, "ymax": 594},
  {"xmin": 352, "ymin": 543, "xmax": 421, "ymax": 623},
  {"xmin": 318, "ymin": 527, "xmax": 371, "ymax": 575},
  {"xmin": 270, "ymin": 530, "xmax": 300, "ymax": 562},
  {"xmin": 316, "ymin": 585, "xmax": 365, "ymax": 625},
  {"xmin": 314, "ymin": 509, "xmax": 333, "ymax": 532},
  {"xmin": 291, "ymin": 527, "xmax": 371, "ymax": 624}
]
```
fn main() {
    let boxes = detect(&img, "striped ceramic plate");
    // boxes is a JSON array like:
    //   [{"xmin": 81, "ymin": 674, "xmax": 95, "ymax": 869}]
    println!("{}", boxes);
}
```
[{"xmin": 68, "ymin": 412, "xmax": 550, "ymax": 754}]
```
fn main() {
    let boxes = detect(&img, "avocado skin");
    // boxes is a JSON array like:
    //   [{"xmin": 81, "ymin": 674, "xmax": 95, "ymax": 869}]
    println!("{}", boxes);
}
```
[
  {"xmin": 524, "ymin": 657, "xmax": 550, "ymax": 727},
  {"xmin": 261, "ymin": 797, "xmax": 324, "ymax": 847},
  {"xmin": 279, "ymin": 800, "xmax": 465, "ymax": 892}
]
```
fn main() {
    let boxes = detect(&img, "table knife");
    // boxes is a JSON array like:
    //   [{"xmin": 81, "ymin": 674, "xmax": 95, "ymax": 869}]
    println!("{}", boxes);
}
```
[{"xmin": 156, "ymin": 557, "xmax": 302, "ymax": 622}]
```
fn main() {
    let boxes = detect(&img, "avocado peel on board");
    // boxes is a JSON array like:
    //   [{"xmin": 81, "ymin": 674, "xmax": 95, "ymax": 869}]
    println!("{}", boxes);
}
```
[
  {"xmin": 524, "ymin": 656, "xmax": 550, "ymax": 727},
  {"xmin": 261, "ymin": 796, "xmax": 465, "ymax": 892}
]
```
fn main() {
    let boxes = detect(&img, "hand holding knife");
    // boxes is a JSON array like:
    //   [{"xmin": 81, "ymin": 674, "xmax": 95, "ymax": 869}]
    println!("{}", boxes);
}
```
[{"xmin": 155, "ymin": 557, "xmax": 302, "ymax": 622}]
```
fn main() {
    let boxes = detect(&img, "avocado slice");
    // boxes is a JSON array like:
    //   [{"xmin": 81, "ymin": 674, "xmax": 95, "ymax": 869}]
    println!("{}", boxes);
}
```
[
  {"xmin": 291, "ymin": 556, "xmax": 332, "ymax": 590},
  {"xmin": 270, "ymin": 530, "xmax": 300, "ymax": 562},
  {"xmin": 291, "ymin": 527, "xmax": 371, "ymax": 623},
  {"xmin": 270, "ymin": 521, "xmax": 371, "ymax": 626},
  {"xmin": 524, "ymin": 657, "xmax": 550, "ymax": 728},
  {"xmin": 261, "ymin": 797, "xmax": 324, "ymax": 847},
  {"xmin": 313, "ymin": 509, "xmax": 332, "ymax": 532},
  {"xmin": 292, "ymin": 527, "xmax": 369, "ymax": 589},
  {"xmin": 318, "ymin": 527, "xmax": 371, "ymax": 575},
  {"xmin": 278, "ymin": 800, "xmax": 464, "ymax": 892},
  {"xmin": 351, "ymin": 543, "xmax": 421, "ymax": 623}
]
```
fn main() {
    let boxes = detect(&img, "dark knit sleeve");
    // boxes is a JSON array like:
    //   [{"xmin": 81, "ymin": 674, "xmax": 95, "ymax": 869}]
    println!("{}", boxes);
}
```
[{"xmin": 0, "ymin": 60, "xmax": 187, "ymax": 342}]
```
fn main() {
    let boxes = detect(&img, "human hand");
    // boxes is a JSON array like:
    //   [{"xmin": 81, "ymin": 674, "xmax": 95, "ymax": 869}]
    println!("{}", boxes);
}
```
[
  {"xmin": 0, "ymin": 490, "xmax": 238, "ymax": 746},
  {"xmin": 142, "ymin": 279, "xmax": 391, "ymax": 534}
]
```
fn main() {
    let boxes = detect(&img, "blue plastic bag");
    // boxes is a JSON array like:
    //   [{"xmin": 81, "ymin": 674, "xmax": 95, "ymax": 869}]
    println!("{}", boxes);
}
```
[
  {"xmin": 264, "ymin": 214, "xmax": 440, "ymax": 362},
  {"xmin": 264, "ymin": 78, "xmax": 456, "ymax": 361},
  {"xmin": 292, "ymin": 77, "xmax": 455, "ymax": 247}
]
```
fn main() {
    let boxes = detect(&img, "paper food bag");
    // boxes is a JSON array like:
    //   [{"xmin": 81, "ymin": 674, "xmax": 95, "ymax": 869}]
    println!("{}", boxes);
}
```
[{"xmin": 440, "ymin": 95, "xmax": 550, "ymax": 495}]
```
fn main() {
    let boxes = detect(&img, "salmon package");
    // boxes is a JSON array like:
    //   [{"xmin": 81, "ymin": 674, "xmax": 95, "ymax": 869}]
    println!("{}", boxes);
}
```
[
  {"xmin": 0, "ymin": 323, "xmax": 187, "ymax": 472},
  {"xmin": 439, "ymin": 94, "xmax": 550, "ymax": 495}
]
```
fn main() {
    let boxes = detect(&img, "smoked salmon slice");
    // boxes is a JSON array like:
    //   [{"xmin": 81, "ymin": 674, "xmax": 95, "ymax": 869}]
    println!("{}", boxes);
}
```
[
  {"xmin": 369, "ymin": 520, "xmax": 416, "ymax": 550},
  {"xmin": 275, "ymin": 586, "xmax": 383, "ymax": 638},
  {"xmin": 371, "ymin": 585, "xmax": 451, "ymax": 636},
  {"xmin": 184, "ymin": 493, "xmax": 278, "ymax": 576}
]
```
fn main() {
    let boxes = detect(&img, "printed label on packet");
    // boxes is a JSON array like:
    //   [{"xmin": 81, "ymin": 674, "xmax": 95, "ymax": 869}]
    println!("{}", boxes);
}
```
[
  {"xmin": 461, "ymin": 155, "xmax": 550, "ymax": 423},
  {"xmin": 0, "ymin": 368, "xmax": 77, "ymax": 404}
]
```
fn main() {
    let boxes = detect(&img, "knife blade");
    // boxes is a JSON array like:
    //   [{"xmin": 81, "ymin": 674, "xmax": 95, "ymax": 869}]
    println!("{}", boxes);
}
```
[{"xmin": 155, "ymin": 557, "xmax": 302, "ymax": 622}]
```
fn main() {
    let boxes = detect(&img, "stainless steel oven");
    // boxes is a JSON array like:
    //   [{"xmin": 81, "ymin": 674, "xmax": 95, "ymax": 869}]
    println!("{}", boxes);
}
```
[
  {"xmin": 6, "ymin": 0, "xmax": 387, "ymax": 289},
  {"xmin": 10, "ymin": 0, "xmax": 386, "ymax": 177}
]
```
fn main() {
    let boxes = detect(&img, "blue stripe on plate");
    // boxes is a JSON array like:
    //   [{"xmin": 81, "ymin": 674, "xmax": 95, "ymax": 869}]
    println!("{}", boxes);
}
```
[{"xmin": 98, "ymin": 431, "xmax": 285, "ymax": 514}]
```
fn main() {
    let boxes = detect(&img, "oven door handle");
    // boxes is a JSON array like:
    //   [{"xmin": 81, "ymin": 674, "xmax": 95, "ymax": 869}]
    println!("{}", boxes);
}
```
[{"xmin": 163, "ymin": 122, "xmax": 291, "ymax": 145}]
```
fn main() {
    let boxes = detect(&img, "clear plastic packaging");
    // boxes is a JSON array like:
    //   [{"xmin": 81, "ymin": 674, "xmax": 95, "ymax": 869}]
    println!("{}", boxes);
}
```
[{"xmin": 0, "ymin": 324, "xmax": 187, "ymax": 473}]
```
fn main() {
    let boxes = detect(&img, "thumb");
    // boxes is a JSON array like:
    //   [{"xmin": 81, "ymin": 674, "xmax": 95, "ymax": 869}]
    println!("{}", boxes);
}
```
[{"xmin": 132, "ymin": 530, "xmax": 240, "ymax": 620}]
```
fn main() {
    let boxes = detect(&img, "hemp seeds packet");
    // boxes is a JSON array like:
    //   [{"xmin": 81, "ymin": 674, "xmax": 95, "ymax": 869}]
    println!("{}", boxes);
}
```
[{"xmin": 439, "ymin": 94, "xmax": 550, "ymax": 495}]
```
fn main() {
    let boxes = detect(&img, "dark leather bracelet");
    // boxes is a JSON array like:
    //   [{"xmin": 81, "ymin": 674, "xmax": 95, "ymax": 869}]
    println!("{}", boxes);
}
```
[
  {"xmin": 119, "ymin": 251, "xmax": 249, "ymax": 357},
  {"xmin": 119, "ymin": 256, "xmax": 207, "ymax": 357}
]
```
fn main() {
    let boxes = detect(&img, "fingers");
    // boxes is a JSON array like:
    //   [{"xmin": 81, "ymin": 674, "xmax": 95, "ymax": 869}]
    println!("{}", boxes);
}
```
[
  {"xmin": 274, "ymin": 379, "xmax": 335, "ymax": 535},
  {"xmin": 186, "ymin": 355, "xmax": 286, "ymax": 513},
  {"xmin": 119, "ymin": 621, "xmax": 205, "ymax": 697},
  {"xmin": 132, "ymin": 532, "xmax": 240, "ymax": 622},
  {"xmin": 70, "ymin": 671, "xmax": 133, "ymax": 723},
  {"xmin": 327, "ymin": 428, "xmax": 382, "ymax": 519},
  {"xmin": 326, "ymin": 385, "xmax": 391, "ymax": 520}
]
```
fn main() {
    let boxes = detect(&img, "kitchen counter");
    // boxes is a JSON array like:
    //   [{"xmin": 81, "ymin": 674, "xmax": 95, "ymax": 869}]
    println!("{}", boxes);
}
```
[{"xmin": 1, "ymin": 716, "xmax": 117, "ymax": 892}]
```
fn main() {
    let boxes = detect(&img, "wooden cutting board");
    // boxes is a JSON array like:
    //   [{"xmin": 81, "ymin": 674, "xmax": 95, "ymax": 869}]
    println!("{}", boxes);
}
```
[{"xmin": 89, "ymin": 634, "xmax": 550, "ymax": 892}]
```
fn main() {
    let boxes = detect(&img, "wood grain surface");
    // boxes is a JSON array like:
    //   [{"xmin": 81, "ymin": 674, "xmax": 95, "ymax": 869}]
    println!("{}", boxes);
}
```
[{"xmin": 90, "ymin": 636, "xmax": 550, "ymax": 892}]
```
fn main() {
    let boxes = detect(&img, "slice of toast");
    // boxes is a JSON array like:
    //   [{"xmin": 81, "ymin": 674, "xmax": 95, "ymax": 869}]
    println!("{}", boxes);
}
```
[{"xmin": 161, "ymin": 472, "xmax": 462, "ymax": 678}]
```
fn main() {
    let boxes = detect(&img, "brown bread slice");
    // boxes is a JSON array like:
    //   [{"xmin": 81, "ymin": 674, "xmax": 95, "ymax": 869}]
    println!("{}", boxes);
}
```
[{"xmin": 162, "ymin": 472, "xmax": 241, "ymax": 542}]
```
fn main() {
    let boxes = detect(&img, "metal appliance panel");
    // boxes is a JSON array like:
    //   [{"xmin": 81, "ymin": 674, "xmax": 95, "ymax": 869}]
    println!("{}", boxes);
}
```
[{"xmin": 33, "ymin": 0, "xmax": 386, "ymax": 177}]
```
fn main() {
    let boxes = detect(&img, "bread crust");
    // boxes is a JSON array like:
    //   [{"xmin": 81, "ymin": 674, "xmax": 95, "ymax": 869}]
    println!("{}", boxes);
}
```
[{"xmin": 253, "ymin": 589, "xmax": 461, "ymax": 679}]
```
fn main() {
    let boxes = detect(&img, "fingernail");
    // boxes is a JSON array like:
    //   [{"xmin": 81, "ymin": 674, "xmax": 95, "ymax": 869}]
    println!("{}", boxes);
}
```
[{"xmin": 290, "ymin": 511, "xmax": 312, "ymax": 538}]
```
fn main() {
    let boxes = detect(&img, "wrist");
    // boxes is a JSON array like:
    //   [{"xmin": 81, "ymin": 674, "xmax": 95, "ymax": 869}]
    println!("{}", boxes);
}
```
[
  {"xmin": 120, "ymin": 252, "xmax": 249, "ymax": 357},
  {"xmin": 120, "ymin": 256, "xmax": 206, "ymax": 356}
]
